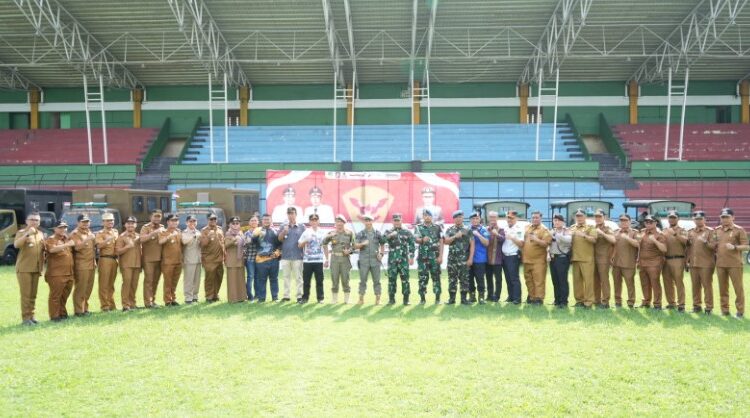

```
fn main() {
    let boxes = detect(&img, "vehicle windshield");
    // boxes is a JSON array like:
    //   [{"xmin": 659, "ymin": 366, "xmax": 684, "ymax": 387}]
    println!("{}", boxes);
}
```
[{"xmin": 61, "ymin": 209, "xmax": 121, "ymax": 232}]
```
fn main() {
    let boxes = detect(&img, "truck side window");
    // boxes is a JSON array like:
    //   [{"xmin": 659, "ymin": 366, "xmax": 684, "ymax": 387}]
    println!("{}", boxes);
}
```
[
  {"xmin": 132, "ymin": 197, "xmax": 144, "ymax": 213},
  {"xmin": 147, "ymin": 197, "xmax": 157, "ymax": 213},
  {"xmin": 160, "ymin": 197, "xmax": 170, "ymax": 212},
  {"xmin": 0, "ymin": 212, "xmax": 13, "ymax": 230}
]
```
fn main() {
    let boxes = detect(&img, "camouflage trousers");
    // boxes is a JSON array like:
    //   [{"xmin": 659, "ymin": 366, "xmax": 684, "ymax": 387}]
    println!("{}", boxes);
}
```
[
  {"xmin": 418, "ymin": 256, "xmax": 441, "ymax": 295},
  {"xmin": 447, "ymin": 260, "xmax": 469, "ymax": 294},
  {"xmin": 388, "ymin": 261, "xmax": 410, "ymax": 296}
]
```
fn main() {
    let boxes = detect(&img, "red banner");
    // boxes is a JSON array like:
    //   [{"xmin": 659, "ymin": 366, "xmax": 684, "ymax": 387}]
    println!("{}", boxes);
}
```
[{"xmin": 266, "ymin": 170, "xmax": 460, "ymax": 225}]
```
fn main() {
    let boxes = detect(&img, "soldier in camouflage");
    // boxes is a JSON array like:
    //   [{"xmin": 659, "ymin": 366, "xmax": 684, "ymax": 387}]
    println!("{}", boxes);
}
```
[
  {"xmin": 414, "ymin": 209, "xmax": 443, "ymax": 304},
  {"xmin": 444, "ymin": 210, "xmax": 475, "ymax": 305},
  {"xmin": 385, "ymin": 213, "xmax": 415, "ymax": 305}
]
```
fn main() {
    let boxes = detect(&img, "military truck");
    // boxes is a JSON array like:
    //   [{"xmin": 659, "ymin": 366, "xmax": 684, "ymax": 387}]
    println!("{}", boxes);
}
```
[
  {"xmin": 550, "ymin": 200, "xmax": 618, "ymax": 230},
  {"xmin": 621, "ymin": 200, "xmax": 696, "ymax": 231},
  {"xmin": 61, "ymin": 188, "xmax": 172, "ymax": 232},
  {"xmin": 0, "ymin": 189, "xmax": 71, "ymax": 264},
  {"xmin": 473, "ymin": 200, "xmax": 531, "ymax": 229},
  {"xmin": 174, "ymin": 188, "xmax": 260, "ymax": 227}
]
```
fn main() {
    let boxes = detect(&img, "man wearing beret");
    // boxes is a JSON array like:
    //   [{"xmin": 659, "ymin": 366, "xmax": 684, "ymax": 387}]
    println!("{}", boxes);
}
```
[
  {"xmin": 687, "ymin": 211, "xmax": 715, "ymax": 314},
  {"xmin": 414, "ymin": 209, "xmax": 443, "ymax": 304},
  {"xmin": 354, "ymin": 214, "xmax": 386, "ymax": 305},
  {"xmin": 444, "ymin": 210, "xmax": 474, "ymax": 305},
  {"xmin": 384, "ymin": 213, "xmax": 416, "ymax": 305},
  {"xmin": 662, "ymin": 210, "xmax": 689, "ymax": 312},
  {"xmin": 70, "ymin": 214, "xmax": 96, "ymax": 316},
  {"xmin": 708, "ymin": 208, "xmax": 748, "ymax": 318},
  {"xmin": 95, "ymin": 212, "xmax": 119, "ymax": 311}
]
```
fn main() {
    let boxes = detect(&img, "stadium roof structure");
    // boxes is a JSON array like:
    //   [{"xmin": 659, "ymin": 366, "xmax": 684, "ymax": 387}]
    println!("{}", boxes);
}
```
[{"xmin": 1, "ymin": 0, "xmax": 750, "ymax": 89}]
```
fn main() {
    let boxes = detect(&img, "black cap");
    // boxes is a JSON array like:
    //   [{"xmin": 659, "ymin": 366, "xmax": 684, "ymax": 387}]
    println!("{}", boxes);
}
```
[
  {"xmin": 643, "ymin": 214, "xmax": 656, "ymax": 222},
  {"xmin": 207, "ymin": 213, "xmax": 218, "ymax": 220},
  {"xmin": 77, "ymin": 214, "xmax": 90, "ymax": 222},
  {"xmin": 186, "ymin": 215, "xmax": 197, "ymax": 222},
  {"xmin": 309, "ymin": 213, "xmax": 320, "ymax": 221},
  {"xmin": 452, "ymin": 210, "xmax": 464, "ymax": 219},
  {"xmin": 125, "ymin": 216, "xmax": 137, "ymax": 223},
  {"xmin": 165, "ymin": 214, "xmax": 177, "ymax": 222},
  {"xmin": 229, "ymin": 216, "xmax": 240, "ymax": 223},
  {"xmin": 392, "ymin": 213, "xmax": 402, "ymax": 221},
  {"xmin": 692, "ymin": 211, "xmax": 705, "ymax": 219},
  {"xmin": 54, "ymin": 219, "xmax": 68, "ymax": 228},
  {"xmin": 667, "ymin": 210, "xmax": 678, "ymax": 218},
  {"xmin": 552, "ymin": 214, "xmax": 565, "ymax": 222},
  {"xmin": 309, "ymin": 186, "xmax": 322, "ymax": 196},
  {"xmin": 720, "ymin": 208, "xmax": 734, "ymax": 217},
  {"xmin": 574, "ymin": 209, "xmax": 586, "ymax": 216},
  {"xmin": 151, "ymin": 209, "xmax": 163, "ymax": 216},
  {"xmin": 469, "ymin": 212, "xmax": 480, "ymax": 219},
  {"xmin": 422, "ymin": 209, "xmax": 432, "ymax": 217}
]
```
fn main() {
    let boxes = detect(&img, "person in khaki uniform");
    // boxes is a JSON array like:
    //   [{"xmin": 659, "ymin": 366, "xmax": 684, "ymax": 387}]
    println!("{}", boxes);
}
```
[
  {"xmin": 593, "ymin": 210, "xmax": 616, "ymax": 308},
  {"xmin": 687, "ymin": 211, "xmax": 715, "ymax": 314},
  {"xmin": 95, "ymin": 212, "xmax": 119, "ymax": 311},
  {"xmin": 158, "ymin": 214, "xmax": 183, "ymax": 306},
  {"xmin": 14, "ymin": 212, "xmax": 45, "ymax": 325},
  {"xmin": 200, "ymin": 213, "xmax": 225, "ymax": 302},
  {"xmin": 70, "ymin": 214, "xmax": 96, "ymax": 316},
  {"xmin": 140, "ymin": 210, "xmax": 164, "ymax": 308},
  {"xmin": 322, "ymin": 214, "xmax": 354, "ymax": 304},
  {"xmin": 638, "ymin": 215, "xmax": 667, "ymax": 310},
  {"xmin": 661, "ymin": 210, "xmax": 689, "ymax": 312},
  {"xmin": 45, "ymin": 220, "xmax": 75, "ymax": 321},
  {"xmin": 708, "ymin": 208, "xmax": 749, "ymax": 318},
  {"xmin": 611, "ymin": 214, "xmax": 639, "ymax": 308},
  {"xmin": 116, "ymin": 216, "xmax": 141, "ymax": 311},
  {"xmin": 224, "ymin": 216, "xmax": 248, "ymax": 303},
  {"xmin": 569, "ymin": 210, "xmax": 598, "ymax": 308},
  {"xmin": 519, "ymin": 211, "xmax": 552, "ymax": 305},
  {"xmin": 181, "ymin": 215, "xmax": 202, "ymax": 304}
]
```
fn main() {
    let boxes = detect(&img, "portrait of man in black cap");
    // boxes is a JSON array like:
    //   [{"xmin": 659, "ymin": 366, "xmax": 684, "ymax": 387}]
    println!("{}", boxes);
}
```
[
  {"xmin": 303, "ymin": 186, "xmax": 335, "ymax": 224},
  {"xmin": 272, "ymin": 186, "xmax": 303, "ymax": 224},
  {"xmin": 414, "ymin": 186, "xmax": 444, "ymax": 225}
]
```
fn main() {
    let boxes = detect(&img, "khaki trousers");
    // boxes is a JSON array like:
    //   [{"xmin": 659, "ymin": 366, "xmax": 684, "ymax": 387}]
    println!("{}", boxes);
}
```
[
  {"xmin": 47, "ymin": 275, "xmax": 73, "ymax": 320},
  {"xmin": 143, "ymin": 261, "xmax": 161, "ymax": 306},
  {"xmin": 612, "ymin": 266, "xmax": 636, "ymax": 307},
  {"xmin": 639, "ymin": 266, "xmax": 662, "ymax": 307},
  {"xmin": 161, "ymin": 263, "xmax": 182, "ymax": 304},
  {"xmin": 523, "ymin": 262, "xmax": 547, "ymax": 301},
  {"xmin": 572, "ymin": 261, "xmax": 595, "ymax": 307},
  {"xmin": 594, "ymin": 262, "xmax": 611, "ymax": 305},
  {"xmin": 183, "ymin": 263, "xmax": 202, "ymax": 302},
  {"xmin": 120, "ymin": 267, "xmax": 140, "ymax": 309},
  {"xmin": 690, "ymin": 266, "xmax": 714, "ymax": 310},
  {"xmin": 717, "ymin": 267, "xmax": 744, "ymax": 315},
  {"xmin": 662, "ymin": 258, "xmax": 686, "ymax": 308},
  {"xmin": 17, "ymin": 272, "xmax": 40, "ymax": 321},
  {"xmin": 97, "ymin": 258, "xmax": 118, "ymax": 310},
  {"xmin": 203, "ymin": 262, "xmax": 224, "ymax": 301},
  {"xmin": 73, "ymin": 269, "xmax": 95, "ymax": 314}
]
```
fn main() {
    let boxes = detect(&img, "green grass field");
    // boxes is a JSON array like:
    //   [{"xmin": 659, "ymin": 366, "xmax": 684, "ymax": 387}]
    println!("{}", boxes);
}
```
[{"xmin": 0, "ymin": 265, "xmax": 748, "ymax": 416}]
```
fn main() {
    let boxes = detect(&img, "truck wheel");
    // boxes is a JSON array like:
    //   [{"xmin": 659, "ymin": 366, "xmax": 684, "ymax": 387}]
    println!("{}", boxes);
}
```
[{"xmin": 3, "ymin": 247, "xmax": 17, "ymax": 265}]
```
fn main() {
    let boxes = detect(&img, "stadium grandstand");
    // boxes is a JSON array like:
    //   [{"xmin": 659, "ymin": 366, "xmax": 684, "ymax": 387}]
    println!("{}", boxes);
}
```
[{"xmin": 1, "ymin": 0, "xmax": 749, "ymax": 226}]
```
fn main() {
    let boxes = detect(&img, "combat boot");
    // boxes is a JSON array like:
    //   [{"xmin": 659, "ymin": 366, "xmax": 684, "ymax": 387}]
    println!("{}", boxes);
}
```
[
  {"xmin": 434, "ymin": 293, "xmax": 441, "ymax": 304},
  {"xmin": 461, "ymin": 292, "xmax": 472, "ymax": 305},
  {"xmin": 403, "ymin": 294, "xmax": 410, "ymax": 306},
  {"xmin": 478, "ymin": 292, "xmax": 486, "ymax": 305},
  {"xmin": 419, "ymin": 293, "xmax": 426, "ymax": 304},
  {"xmin": 446, "ymin": 292, "xmax": 456, "ymax": 305},
  {"xmin": 388, "ymin": 294, "xmax": 396, "ymax": 305},
  {"xmin": 469, "ymin": 292, "xmax": 477, "ymax": 303}
]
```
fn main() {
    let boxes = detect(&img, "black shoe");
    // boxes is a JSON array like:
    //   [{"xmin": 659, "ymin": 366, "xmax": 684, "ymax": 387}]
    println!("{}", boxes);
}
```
[
  {"xmin": 30, "ymin": 318, "xmax": 38, "ymax": 324},
  {"xmin": 704, "ymin": 309, "xmax": 712, "ymax": 315},
  {"xmin": 403, "ymin": 295, "xmax": 410, "ymax": 306},
  {"xmin": 574, "ymin": 302, "xmax": 585, "ymax": 308},
  {"xmin": 557, "ymin": 304, "xmax": 567, "ymax": 309},
  {"xmin": 21, "ymin": 319, "xmax": 35, "ymax": 326},
  {"xmin": 460, "ymin": 292, "xmax": 471, "ymax": 306},
  {"xmin": 653, "ymin": 306, "xmax": 662, "ymax": 311},
  {"xmin": 75, "ymin": 313, "xmax": 86, "ymax": 317},
  {"xmin": 122, "ymin": 307, "xmax": 131, "ymax": 312},
  {"xmin": 504, "ymin": 298, "xmax": 512, "ymax": 303},
  {"xmin": 281, "ymin": 298, "xmax": 291, "ymax": 302},
  {"xmin": 388, "ymin": 295, "xmax": 396, "ymax": 305},
  {"xmin": 737, "ymin": 313, "xmax": 744, "ymax": 319},
  {"xmin": 628, "ymin": 304, "xmax": 635, "ymax": 309},
  {"xmin": 665, "ymin": 304, "xmax": 676, "ymax": 310},
  {"xmin": 615, "ymin": 303, "xmax": 623, "ymax": 308},
  {"xmin": 692, "ymin": 306, "xmax": 702, "ymax": 313},
  {"xmin": 512, "ymin": 300, "xmax": 521, "ymax": 305},
  {"xmin": 446, "ymin": 293, "xmax": 456, "ymax": 305},
  {"xmin": 434, "ymin": 295, "xmax": 441, "ymax": 305},
  {"xmin": 51, "ymin": 317, "xmax": 64, "ymax": 322},
  {"xmin": 469, "ymin": 293, "xmax": 477, "ymax": 303},
  {"xmin": 297, "ymin": 299, "xmax": 305, "ymax": 304},
  {"xmin": 638, "ymin": 304, "xmax": 651, "ymax": 309},
  {"xmin": 478, "ymin": 298, "xmax": 486, "ymax": 305},
  {"xmin": 185, "ymin": 300, "xmax": 194, "ymax": 305},
  {"xmin": 677, "ymin": 306, "xmax": 685, "ymax": 313},
  {"xmin": 419, "ymin": 294, "xmax": 426, "ymax": 304},
  {"xmin": 722, "ymin": 311, "xmax": 730, "ymax": 316},
  {"xmin": 599, "ymin": 304, "xmax": 610, "ymax": 309}
]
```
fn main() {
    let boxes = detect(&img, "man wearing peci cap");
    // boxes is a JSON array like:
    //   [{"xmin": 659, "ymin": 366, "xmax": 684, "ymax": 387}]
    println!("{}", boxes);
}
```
[
  {"xmin": 414, "ymin": 209, "xmax": 443, "ymax": 304},
  {"xmin": 687, "ymin": 211, "xmax": 715, "ymax": 314},
  {"xmin": 158, "ymin": 214, "xmax": 183, "ymax": 306},
  {"xmin": 569, "ymin": 209, "xmax": 598, "ymax": 308},
  {"xmin": 661, "ymin": 210, "xmax": 689, "ymax": 312},
  {"xmin": 44, "ymin": 220, "xmax": 75, "ymax": 321},
  {"xmin": 593, "ymin": 209, "xmax": 616, "ymax": 309},
  {"xmin": 116, "ymin": 216, "xmax": 141, "ymax": 311},
  {"xmin": 303, "ymin": 186, "xmax": 335, "ymax": 225},
  {"xmin": 95, "ymin": 212, "xmax": 119, "ymax": 312},
  {"xmin": 278, "ymin": 207, "xmax": 306, "ymax": 303},
  {"xmin": 708, "ymin": 208, "xmax": 749, "ymax": 318},
  {"xmin": 638, "ymin": 214, "xmax": 667, "ymax": 310},
  {"xmin": 414, "ymin": 187, "xmax": 443, "ymax": 225},
  {"xmin": 201, "ymin": 212, "xmax": 225, "ymax": 303},
  {"xmin": 384, "ymin": 213, "xmax": 416, "ymax": 305},
  {"xmin": 181, "ymin": 215, "xmax": 202, "ymax": 304},
  {"xmin": 14, "ymin": 212, "xmax": 45, "ymax": 325},
  {"xmin": 322, "ymin": 214, "xmax": 354, "ymax": 303},
  {"xmin": 272, "ymin": 186, "xmax": 303, "ymax": 224},
  {"xmin": 70, "ymin": 214, "xmax": 96, "ymax": 316},
  {"xmin": 354, "ymin": 214, "xmax": 386, "ymax": 305},
  {"xmin": 612, "ymin": 214, "xmax": 639, "ymax": 308},
  {"xmin": 549, "ymin": 213, "xmax": 572, "ymax": 308},
  {"xmin": 444, "ymin": 210, "xmax": 475, "ymax": 305},
  {"xmin": 140, "ymin": 210, "xmax": 164, "ymax": 308}
]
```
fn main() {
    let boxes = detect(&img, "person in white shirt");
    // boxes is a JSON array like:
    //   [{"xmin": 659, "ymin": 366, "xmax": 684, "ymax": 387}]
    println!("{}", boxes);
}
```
[
  {"xmin": 501, "ymin": 210, "xmax": 524, "ymax": 304},
  {"xmin": 297, "ymin": 213, "xmax": 329, "ymax": 304}
]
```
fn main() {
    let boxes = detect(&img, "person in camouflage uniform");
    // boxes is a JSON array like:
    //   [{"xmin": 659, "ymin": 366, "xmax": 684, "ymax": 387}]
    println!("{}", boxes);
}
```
[
  {"xmin": 413, "ymin": 209, "xmax": 443, "ymax": 304},
  {"xmin": 385, "ymin": 213, "xmax": 415, "ymax": 305},
  {"xmin": 444, "ymin": 210, "xmax": 475, "ymax": 305},
  {"xmin": 354, "ymin": 214, "xmax": 386, "ymax": 305}
]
